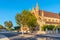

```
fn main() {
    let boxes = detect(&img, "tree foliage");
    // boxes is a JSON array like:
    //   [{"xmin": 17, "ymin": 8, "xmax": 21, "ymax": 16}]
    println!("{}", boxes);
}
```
[
  {"xmin": 0, "ymin": 25, "xmax": 3, "ymax": 29},
  {"xmin": 56, "ymin": 25, "xmax": 60, "ymax": 30},
  {"xmin": 42, "ymin": 25, "xmax": 55, "ymax": 31},
  {"xmin": 4, "ymin": 21, "xmax": 13, "ymax": 30},
  {"xmin": 56, "ymin": 25, "xmax": 60, "ymax": 28},
  {"xmin": 15, "ymin": 10, "xmax": 37, "ymax": 27}
]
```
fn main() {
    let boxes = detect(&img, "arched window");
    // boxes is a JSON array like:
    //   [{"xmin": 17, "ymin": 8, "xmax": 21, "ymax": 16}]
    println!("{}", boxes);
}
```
[
  {"xmin": 48, "ymin": 19, "xmax": 51, "ymax": 21},
  {"xmin": 52, "ymin": 19, "xmax": 54, "ymax": 22},
  {"xmin": 56, "ymin": 20, "xmax": 58, "ymax": 22},
  {"xmin": 44, "ymin": 19, "xmax": 47, "ymax": 21}
]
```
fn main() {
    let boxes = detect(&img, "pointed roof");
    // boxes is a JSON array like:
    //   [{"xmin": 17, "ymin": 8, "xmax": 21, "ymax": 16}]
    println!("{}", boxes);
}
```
[
  {"xmin": 36, "ymin": 2, "xmax": 38, "ymax": 7},
  {"xmin": 36, "ymin": 2, "xmax": 39, "ymax": 10},
  {"xmin": 39, "ymin": 10, "xmax": 59, "ymax": 18}
]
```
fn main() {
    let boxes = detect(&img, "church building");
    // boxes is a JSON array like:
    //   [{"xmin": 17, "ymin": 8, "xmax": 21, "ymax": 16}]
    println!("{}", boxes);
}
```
[{"xmin": 31, "ymin": 2, "xmax": 60, "ymax": 31}]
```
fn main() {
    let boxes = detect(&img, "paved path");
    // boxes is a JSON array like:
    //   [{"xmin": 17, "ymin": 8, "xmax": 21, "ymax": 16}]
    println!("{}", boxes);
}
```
[
  {"xmin": 9, "ymin": 34, "xmax": 36, "ymax": 40},
  {"xmin": 0, "ymin": 34, "xmax": 9, "ymax": 40}
]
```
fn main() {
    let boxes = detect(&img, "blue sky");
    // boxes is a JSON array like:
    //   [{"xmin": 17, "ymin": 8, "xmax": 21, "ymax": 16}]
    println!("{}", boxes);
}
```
[{"xmin": 0, "ymin": 0, "xmax": 60, "ymax": 26}]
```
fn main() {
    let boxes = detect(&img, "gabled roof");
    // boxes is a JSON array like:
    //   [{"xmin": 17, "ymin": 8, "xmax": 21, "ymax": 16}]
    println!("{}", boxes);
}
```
[{"xmin": 39, "ymin": 10, "xmax": 59, "ymax": 18}]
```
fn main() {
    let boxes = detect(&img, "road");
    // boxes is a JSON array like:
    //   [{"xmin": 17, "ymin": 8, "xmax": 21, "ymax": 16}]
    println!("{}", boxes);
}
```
[
  {"xmin": 0, "ymin": 32, "xmax": 20, "ymax": 38},
  {"xmin": 0, "ymin": 32, "xmax": 37, "ymax": 40},
  {"xmin": 0, "ymin": 32, "xmax": 60, "ymax": 40}
]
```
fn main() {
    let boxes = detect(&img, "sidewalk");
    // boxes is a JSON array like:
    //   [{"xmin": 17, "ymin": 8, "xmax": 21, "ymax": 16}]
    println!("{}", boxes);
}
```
[
  {"xmin": 9, "ymin": 34, "xmax": 37, "ymax": 40},
  {"xmin": 0, "ymin": 34, "xmax": 9, "ymax": 40},
  {"xmin": 44, "ymin": 33, "xmax": 60, "ymax": 37},
  {"xmin": 9, "ymin": 34, "xmax": 34, "ymax": 39}
]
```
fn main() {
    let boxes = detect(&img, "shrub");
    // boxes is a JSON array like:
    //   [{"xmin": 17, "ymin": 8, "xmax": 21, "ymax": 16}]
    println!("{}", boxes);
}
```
[
  {"xmin": 42, "ymin": 25, "xmax": 55, "ymax": 31},
  {"xmin": 56, "ymin": 25, "xmax": 60, "ymax": 30}
]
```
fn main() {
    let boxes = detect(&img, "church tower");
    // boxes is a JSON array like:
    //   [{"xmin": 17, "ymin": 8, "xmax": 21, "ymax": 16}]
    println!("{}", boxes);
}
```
[
  {"xmin": 35, "ymin": 2, "xmax": 39, "ymax": 19},
  {"xmin": 36, "ymin": 2, "xmax": 39, "ymax": 11}
]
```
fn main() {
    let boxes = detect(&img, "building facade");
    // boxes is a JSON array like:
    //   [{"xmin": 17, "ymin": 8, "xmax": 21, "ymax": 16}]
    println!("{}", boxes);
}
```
[{"xmin": 31, "ymin": 2, "xmax": 60, "ymax": 31}]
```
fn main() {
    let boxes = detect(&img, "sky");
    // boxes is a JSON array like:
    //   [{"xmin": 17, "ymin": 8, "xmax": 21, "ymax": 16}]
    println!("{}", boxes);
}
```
[{"xmin": 0, "ymin": 0, "xmax": 60, "ymax": 27}]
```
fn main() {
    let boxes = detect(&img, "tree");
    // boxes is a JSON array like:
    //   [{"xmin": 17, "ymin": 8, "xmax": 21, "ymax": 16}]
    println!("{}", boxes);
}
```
[
  {"xmin": 42, "ymin": 25, "xmax": 48, "ymax": 31},
  {"xmin": 15, "ymin": 10, "xmax": 37, "ymax": 31},
  {"xmin": 42, "ymin": 25, "xmax": 55, "ymax": 31},
  {"xmin": 55, "ymin": 25, "xmax": 60, "ymax": 30},
  {"xmin": 47, "ymin": 25, "xmax": 55, "ymax": 30},
  {"xmin": 56, "ymin": 25, "xmax": 60, "ymax": 28},
  {"xmin": 0, "ymin": 25, "xmax": 3, "ymax": 29},
  {"xmin": 4, "ymin": 21, "xmax": 13, "ymax": 30}
]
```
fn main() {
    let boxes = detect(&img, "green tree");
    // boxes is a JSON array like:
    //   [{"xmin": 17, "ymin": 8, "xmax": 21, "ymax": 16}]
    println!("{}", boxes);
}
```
[
  {"xmin": 4, "ymin": 21, "xmax": 13, "ymax": 30},
  {"xmin": 42, "ymin": 25, "xmax": 48, "ymax": 31},
  {"xmin": 47, "ymin": 25, "xmax": 55, "ymax": 30},
  {"xmin": 56, "ymin": 25, "xmax": 60, "ymax": 28},
  {"xmin": 0, "ymin": 25, "xmax": 3, "ymax": 29},
  {"xmin": 15, "ymin": 10, "xmax": 37, "ymax": 30},
  {"xmin": 55, "ymin": 25, "xmax": 60, "ymax": 30},
  {"xmin": 42, "ymin": 25, "xmax": 55, "ymax": 31}
]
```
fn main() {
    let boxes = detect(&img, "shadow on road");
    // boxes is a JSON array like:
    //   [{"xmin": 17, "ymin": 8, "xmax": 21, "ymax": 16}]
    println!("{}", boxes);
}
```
[{"xmin": 0, "ymin": 32, "xmax": 21, "ymax": 38}]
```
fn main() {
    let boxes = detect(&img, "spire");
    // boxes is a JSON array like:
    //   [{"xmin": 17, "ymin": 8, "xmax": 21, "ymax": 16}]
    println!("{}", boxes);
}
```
[{"xmin": 36, "ymin": 2, "xmax": 39, "ymax": 11}]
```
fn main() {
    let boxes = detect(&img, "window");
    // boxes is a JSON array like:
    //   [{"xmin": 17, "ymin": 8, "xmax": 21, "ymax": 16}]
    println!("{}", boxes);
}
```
[
  {"xmin": 48, "ymin": 19, "xmax": 51, "ymax": 21},
  {"xmin": 44, "ymin": 19, "xmax": 47, "ymax": 21},
  {"xmin": 56, "ymin": 20, "xmax": 58, "ymax": 22},
  {"xmin": 52, "ymin": 19, "xmax": 54, "ymax": 22},
  {"xmin": 59, "ymin": 20, "xmax": 60, "ymax": 22}
]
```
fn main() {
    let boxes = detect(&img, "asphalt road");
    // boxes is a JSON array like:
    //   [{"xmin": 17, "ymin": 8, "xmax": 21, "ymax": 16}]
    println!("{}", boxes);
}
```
[
  {"xmin": 0, "ymin": 32, "xmax": 60, "ymax": 40},
  {"xmin": 0, "ymin": 32, "xmax": 37, "ymax": 40},
  {"xmin": 0, "ymin": 32, "xmax": 20, "ymax": 38}
]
